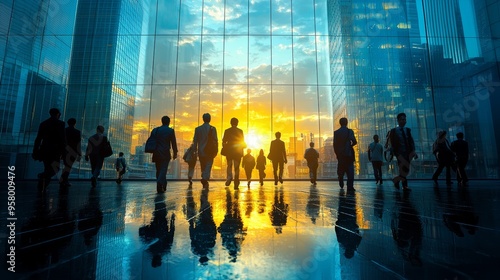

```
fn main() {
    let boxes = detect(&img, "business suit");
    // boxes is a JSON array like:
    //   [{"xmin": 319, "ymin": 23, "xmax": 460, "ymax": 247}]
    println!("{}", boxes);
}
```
[
  {"xmin": 268, "ymin": 138, "xmax": 287, "ymax": 184},
  {"xmin": 86, "ymin": 132, "xmax": 107, "ymax": 186},
  {"xmin": 222, "ymin": 126, "xmax": 245, "ymax": 185},
  {"xmin": 152, "ymin": 124, "xmax": 178, "ymax": 190},
  {"xmin": 334, "ymin": 126, "xmax": 357, "ymax": 189},
  {"xmin": 32, "ymin": 116, "xmax": 66, "ymax": 190},
  {"xmin": 193, "ymin": 122, "xmax": 218, "ymax": 186},
  {"xmin": 61, "ymin": 126, "xmax": 81, "ymax": 185}
]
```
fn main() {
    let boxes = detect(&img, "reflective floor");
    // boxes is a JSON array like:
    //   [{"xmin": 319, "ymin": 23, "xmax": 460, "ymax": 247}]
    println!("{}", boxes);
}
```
[{"xmin": 2, "ymin": 179, "xmax": 500, "ymax": 279}]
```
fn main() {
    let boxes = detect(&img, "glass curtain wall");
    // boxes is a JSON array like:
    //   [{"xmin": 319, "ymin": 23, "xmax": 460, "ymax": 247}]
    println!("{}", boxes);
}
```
[{"xmin": 0, "ymin": 0, "xmax": 499, "ymax": 180}]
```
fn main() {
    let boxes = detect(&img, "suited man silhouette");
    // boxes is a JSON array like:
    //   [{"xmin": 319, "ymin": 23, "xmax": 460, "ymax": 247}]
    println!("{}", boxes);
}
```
[
  {"xmin": 85, "ymin": 125, "xmax": 108, "ymax": 188},
  {"xmin": 61, "ymin": 117, "xmax": 81, "ymax": 187},
  {"xmin": 222, "ymin": 117, "xmax": 246, "ymax": 189},
  {"xmin": 151, "ymin": 116, "xmax": 178, "ymax": 193},
  {"xmin": 193, "ymin": 113, "xmax": 218, "ymax": 188},
  {"xmin": 32, "ymin": 108, "xmax": 66, "ymax": 192},
  {"xmin": 268, "ymin": 132, "xmax": 287, "ymax": 185}
]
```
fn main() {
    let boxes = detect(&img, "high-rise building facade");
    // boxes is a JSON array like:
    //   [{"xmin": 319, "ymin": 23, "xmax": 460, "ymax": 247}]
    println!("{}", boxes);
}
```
[{"xmin": 0, "ymin": 0, "xmax": 499, "ymax": 179}]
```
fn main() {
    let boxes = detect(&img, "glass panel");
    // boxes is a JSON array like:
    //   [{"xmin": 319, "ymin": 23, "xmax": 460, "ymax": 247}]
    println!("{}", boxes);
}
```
[
  {"xmin": 292, "ymin": 0, "xmax": 314, "ymax": 35},
  {"xmin": 293, "ymin": 35, "xmax": 317, "ymax": 85},
  {"xmin": 249, "ymin": 0, "xmax": 270, "ymax": 35},
  {"xmin": 271, "ymin": 85, "xmax": 294, "ymax": 177},
  {"xmin": 224, "ymin": 35, "xmax": 248, "ymax": 84},
  {"xmin": 249, "ymin": 36, "xmax": 271, "ymax": 84},
  {"xmin": 225, "ymin": 0, "xmax": 248, "ymax": 35},
  {"xmin": 271, "ymin": 0, "xmax": 291, "ymax": 35},
  {"xmin": 152, "ymin": 35, "xmax": 178, "ymax": 84},
  {"xmin": 201, "ymin": 36, "xmax": 224, "ymax": 84},
  {"xmin": 177, "ymin": 35, "xmax": 201, "ymax": 85},
  {"xmin": 202, "ymin": 0, "xmax": 225, "ymax": 35},
  {"xmin": 272, "ymin": 35, "xmax": 292, "ymax": 84},
  {"xmin": 179, "ymin": 0, "xmax": 202, "ymax": 35},
  {"xmin": 155, "ymin": 0, "xmax": 180, "ymax": 35}
]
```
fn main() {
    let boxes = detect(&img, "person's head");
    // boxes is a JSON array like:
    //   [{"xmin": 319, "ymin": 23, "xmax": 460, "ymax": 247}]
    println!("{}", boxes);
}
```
[
  {"xmin": 202, "ymin": 113, "xmax": 211, "ymax": 123},
  {"xmin": 259, "ymin": 149, "xmax": 264, "ymax": 156},
  {"xmin": 246, "ymin": 148, "xmax": 252, "ymax": 154},
  {"xmin": 339, "ymin": 117, "xmax": 348, "ymax": 126},
  {"xmin": 119, "ymin": 152, "xmax": 124, "ymax": 157},
  {"xmin": 67, "ymin": 118, "xmax": 76, "ymax": 127},
  {"xmin": 397, "ymin": 113, "xmax": 407, "ymax": 127},
  {"xmin": 309, "ymin": 142, "xmax": 314, "ymax": 148},
  {"xmin": 161, "ymin": 116, "xmax": 170, "ymax": 125},
  {"xmin": 230, "ymin": 117, "xmax": 238, "ymax": 127},
  {"xmin": 275, "ymin": 131, "xmax": 281, "ymax": 139},
  {"xmin": 438, "ymin": 130, "xmax": 447, "ymax": 139},
  {"xmin": 373, "ymin": 134, "xmax": 379, "ymax": 143},
  {"xmin": 96, "ymin": 125, "xmax": 104, "ymax": 134},
  {"xmin": 49, "ymin": 108, "xmax": 61, "ymax": 118},
  {"xmin": 456, "ymin": 132, "xmax": 464, "ymax": 139}
]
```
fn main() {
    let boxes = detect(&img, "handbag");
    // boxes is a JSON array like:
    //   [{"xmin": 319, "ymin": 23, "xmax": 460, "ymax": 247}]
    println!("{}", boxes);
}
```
[
  {"xmin": 183, "ymin": 146, "xmax": 197, "ymax": 164},
  {"xmin": 220, "ymin": 146, "xmax": 227, "ymax": 156},
  {"xmin": 101, "ymin": 139, "xmax": 113, "ymax": 158},
  {"xmin": 204, "ymin": 126, "xmax": 218, "ymax": 158},
  {"xmin": 145, "ymin": 128, "xmax": 158, "ymax": 153}
]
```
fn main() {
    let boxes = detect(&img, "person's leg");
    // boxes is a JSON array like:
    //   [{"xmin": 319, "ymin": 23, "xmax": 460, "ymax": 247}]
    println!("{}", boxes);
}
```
[
  {"xmin": 433, "ymin": 162, "xmax": 445, "ymax": 181},
  {"xmin": 188, "ymin": 162, "xmax": 195, "ymax": 184},
  {"xmin": 278, "ymin": 161, "xmax": 284, "ymax": 183},
  {"xmin": 202, "ymin": 157, "xmax": 213, "ymax": 182},
  {"xmin": 312, "ymin": 164, "xmax": 318, "ymax": 184},
  {"xmin": 371, "ymin": 162, "xmax": 378, "ymax": 182},
  {"xmin": 226, "ymin": 157, "xmax": 234, "ymax": 185},
  {"xmin": 399, "ymin": 154, "xmax": 411, "ymax": 188},
  {"xmin": 346, "ymin": 160, "xmax": 354, "ymax": 189},
  {"xmin": 375, "ymin": 161, "xmax": 383, "ymax": 183},
  {"xmin": 272, "ymin": 161, "xmax": 279, "ymax": 184},
  {"xmin": 445, "ymin": 163, "xmax": 452, "ymax": 185},
  {"xmin": 234, "ymin": 157, "xmax": 242, "ymax": 182},
  {"xmin": 259, "ymin": 169, "xmax": 264, "ymax": 185},
  {"xmin": 337, "ymin": 158, "xmax": 346, "ymax": 188}
]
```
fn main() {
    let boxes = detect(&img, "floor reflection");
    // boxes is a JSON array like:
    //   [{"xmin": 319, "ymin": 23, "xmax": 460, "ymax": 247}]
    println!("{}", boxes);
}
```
[{"xmin": 3, "ymin": 180, "xmax": 500, "ymax": 279}]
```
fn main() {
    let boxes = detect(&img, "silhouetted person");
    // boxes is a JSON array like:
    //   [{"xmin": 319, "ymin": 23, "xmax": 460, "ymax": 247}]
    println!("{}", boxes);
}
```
[
  {"xmin": 432, "ymin": 130, "xmax": 455, "ymax": 186},
  {"xmin": 193, "ymin": 113, "xmax": 218, "ymax": 189},
  {"xmin": 32, "ymin": 108, "xmax": 66, "ymax": 192},
  {"xmin": 139, "ymin": 194, "xmax": 176, "ymax": 267},
  {"xmin": 391, "ymin": 191, "xmax": 422, "ymax": 266},
  {"xmin": 335, "ymin": 191, "xmax": 362, "ymax": 259},
  {"xmin": 222, "ymin": 117, "xmax": 246, "ymax": 189},
  {"xmin": 85, "ymin": 125, "xmax": 108, "ymax": 188},
  {"xmin": 242, "ymin": 148, "xmax": 256, "ymax": 188},
  {"xmin": 151, "ymin": 116, "xmax": 178, "ymax": 193},
  {"xmin": 218, "ymin": 188, "xmax": 246, "ymax": 262},
  {"xmin": 268, "ymin": 132, "xmax": 287, "ymax": 185},
  {"xmin": 269, "ymin": 186, "xmax": 289, "ymax": 234},
  {"xmin": 115, "ymin": 152, "xmax": 127, "ymax": 184},
  {"xmin": 183, "ymin": 143, "xmax": 197, "ymax": 186},
  {"xmin": 442, "ymin": 187, "xmax": 479, "ymax": 237},
  {"xmin": 368, "ymin": 134, "xmax": 384, "ymax": 185},
  {"xmin": 386, "ymin": 113, "xmax": 417, "ymax": 191},
  {"xmin": 451, "ymin": 132, "xmax": 469, "ymax": 185},
  {"xmin": 306, "ymin": 184, "xmax": 320, "ymax": 224},
  {"xmin": 256, "ymin": 149, "xmax": 267, "ymax": 186},
  {"xmin": 304, "ymin": 142, "xmax": 319, "ymax": 185},
  {"xmin": 334, "ymin": 117, "xmax": 357, "ymax": 191},
  {"xmin": 61, "ymin": 117, "xmax": 81, "ymax": 187},
  {"xmin": 18, "ymin": 190, "xmax": 75, "ymax": 272},
  {"xmin": 190, "ymin": 188, "xmax": 217, "ymax": 264},
  {"xmin": 78, "ymin": 188, "xmax": 103, "ymax": 247}
]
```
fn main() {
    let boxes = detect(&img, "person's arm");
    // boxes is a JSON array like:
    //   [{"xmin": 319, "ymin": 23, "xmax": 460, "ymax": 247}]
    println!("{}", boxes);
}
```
[
  {"xmin": 350, "ymin": 129, "xmax": 357, "ymax": 146},
  {"xmin": 368, "ymin": 144, "xmax": 372, "ymax": 161},
  {"xmin": 172, "ymin": 130, "xmax": 178, "ymax": 159},
  {"xmin": 282, "ymin": 142, "xmax": 287, "ymax": 164}
]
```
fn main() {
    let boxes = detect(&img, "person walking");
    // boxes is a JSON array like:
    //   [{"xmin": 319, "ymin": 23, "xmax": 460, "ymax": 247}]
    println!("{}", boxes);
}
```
[
  {"xmin": 242, "ymin": 149, "xmax": 256, "ymax": 188},
  {"xmin": 268, "ymin": 132, "xmax": 287, "ymax": 185},
  {"xmin": 256, "ymin": 149, "xmax": 267, "ymax": 186},
  {"xmin": 385, "ymin": 113, "xmax": 418, "ymax": 191},
  {"xmin": 222, "ymin": 117, "xmax": 246, "ymax": 189},
  {"xmin": 334, "ymin": 117, "xmax": 357, "ymax": 191},
  {"xmin": 183, "ymin": 143, "xmax": 197, "ymax": 187},
  {"xmin": 193, "ymin": 113, "xmax": 218, "ymax": 189},
  {"xmin": 432, "ymin": 130, "xmax": 455, "ymax": 186},
  {"xmin": 304, "ymin": 142, "xmax": 319, "ymax": 185},
  {"xmin": 151, "ymin": 116, "xmax": 178, "ymax": 193},
  {"xmin": 32, "ymin": 108, "xmax": 66, "ymax": 192},
  {"xmin": 61, "ymin": 117, "xmax": 81, "ymax": 187},
  {"xmin": 85, "ymin": 125, "xmax": 109, "ymax": 188},
  {"xmin": 368, "ymin": 134, "xmax": 384, "ymax": 185},
  {"xmin": 451, "ymin": 132, "xmax": 469, "ymax": 185},
  {"xmin": 115, "ymin": 152, "xmax": 127, "ymax": 184}
]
